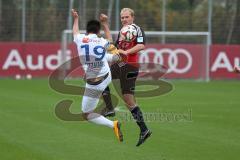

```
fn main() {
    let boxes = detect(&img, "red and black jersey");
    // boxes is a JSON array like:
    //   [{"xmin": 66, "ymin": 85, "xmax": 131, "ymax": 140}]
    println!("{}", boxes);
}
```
[{"xmin": 116, "ymin": 24, "xmax": 146, "ymax": 64}]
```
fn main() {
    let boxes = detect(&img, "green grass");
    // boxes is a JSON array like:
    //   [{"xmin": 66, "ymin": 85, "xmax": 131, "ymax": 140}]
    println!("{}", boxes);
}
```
[{"xmin": 0, "ymin": 79, "xmax": 240, "ymax": 160}]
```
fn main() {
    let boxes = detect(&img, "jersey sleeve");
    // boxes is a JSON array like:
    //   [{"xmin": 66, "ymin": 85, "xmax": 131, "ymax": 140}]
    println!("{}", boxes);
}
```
[{"xmin": 136, "ymin": 27, "xmax": 146, "ymax": 44}]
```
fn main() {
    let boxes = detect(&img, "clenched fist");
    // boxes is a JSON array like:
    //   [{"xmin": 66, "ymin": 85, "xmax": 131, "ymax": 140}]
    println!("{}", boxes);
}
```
[
  {"xmin": 99, "ymin": 14, "xmax": 108, "ymax": 25},
  {"xmin": 72, "ymin": 9, "xmax": 79, "ymax": 19}
]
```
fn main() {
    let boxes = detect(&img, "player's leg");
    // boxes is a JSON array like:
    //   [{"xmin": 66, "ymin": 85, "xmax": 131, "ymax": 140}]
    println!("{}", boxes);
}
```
[
  {"xmin": 82, "ymin": 73, "xmax": 123, "ymax": 142},
  {"xmin": 121, "ymin": 64, "xmax": 148, "ymax": 133},
  {"xmin": 122, "ymin": 95, "xmax": 151, "ymax": 146},
  {"xmin": 121, "ymin": 64, "xmax": 152, "ymax": 146},
  {"xmin": 82, "ymin": 97, "xmax": 123, "ymax": 142},
  {"xmin": 82, "ymin": 93, "xmax": 114, "ymax": 128},
  {"xmin": 101, "ymin": 63, "xmax": 120, "ymax": 117},
  {"xmin": 101, "ymin": 86, "xmax": 115, "ymax": 116}
]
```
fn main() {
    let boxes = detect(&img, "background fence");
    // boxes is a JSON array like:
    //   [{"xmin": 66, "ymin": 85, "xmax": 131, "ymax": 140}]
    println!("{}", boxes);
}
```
[{"xmin": 0, "ymin": 0, "xmax": 239, "ymax": 44}]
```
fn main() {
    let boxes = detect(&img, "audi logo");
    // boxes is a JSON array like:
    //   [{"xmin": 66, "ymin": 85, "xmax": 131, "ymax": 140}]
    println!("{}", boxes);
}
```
[{"xmin": 139, "ymin": 48, "xmax": 193, "ymax": 74}]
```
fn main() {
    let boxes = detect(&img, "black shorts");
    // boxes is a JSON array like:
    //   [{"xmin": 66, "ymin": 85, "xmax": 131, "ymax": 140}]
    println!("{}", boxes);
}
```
[{"xmin": 110, "ymin": 62, "xmax": 139, "ymax": 95}]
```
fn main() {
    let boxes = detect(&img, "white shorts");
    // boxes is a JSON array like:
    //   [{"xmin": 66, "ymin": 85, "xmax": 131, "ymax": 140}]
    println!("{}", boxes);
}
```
[{"xmin": 82, "ymin": 73, "xmax": 111, "ymax": 113}]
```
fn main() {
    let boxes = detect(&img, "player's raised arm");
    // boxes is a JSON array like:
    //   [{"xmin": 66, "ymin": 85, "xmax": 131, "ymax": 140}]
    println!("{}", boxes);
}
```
[
  {"xmin": 100, "ymin": 14, "xmax": 113, "ymax": 42},
  {"xmin": 72, "ymin": 9, "xmax": 79, "ymax": 35}
]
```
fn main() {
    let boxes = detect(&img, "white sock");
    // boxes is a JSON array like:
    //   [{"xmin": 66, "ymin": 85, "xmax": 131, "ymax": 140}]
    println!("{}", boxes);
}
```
[{"xmin": 87, "ymin": 113, "xmax": 114, "ymax": 128}]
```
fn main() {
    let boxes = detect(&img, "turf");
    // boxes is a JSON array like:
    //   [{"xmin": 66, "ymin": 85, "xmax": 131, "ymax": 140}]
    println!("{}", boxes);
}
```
[{"xmin": 0, "ymin": 79, "xmax": 239, "ymax": 160}]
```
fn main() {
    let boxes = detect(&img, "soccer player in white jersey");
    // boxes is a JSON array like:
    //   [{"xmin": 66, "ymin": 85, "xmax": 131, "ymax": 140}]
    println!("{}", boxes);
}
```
[{"xmin": 72, "ymin": 9, "xmax": 123, "ymax": 142}]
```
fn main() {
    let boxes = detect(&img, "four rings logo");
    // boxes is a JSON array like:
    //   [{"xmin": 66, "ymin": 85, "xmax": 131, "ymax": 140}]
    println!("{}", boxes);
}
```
[{"xmin": 139, "ymin": 48, "xmax": 193, "ymax": 74}]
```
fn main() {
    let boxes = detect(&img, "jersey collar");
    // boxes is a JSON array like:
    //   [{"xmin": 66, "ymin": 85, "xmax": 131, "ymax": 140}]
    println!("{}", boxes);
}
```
[{"xmin": 87, "ymin": 33, "xmax": 98, "ymax": 38}]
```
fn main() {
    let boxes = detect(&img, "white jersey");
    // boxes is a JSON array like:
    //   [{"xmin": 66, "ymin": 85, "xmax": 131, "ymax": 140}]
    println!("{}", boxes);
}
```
[{"xmin": 73, "ymin": 33, "xmax": 110, "ymax": 79}]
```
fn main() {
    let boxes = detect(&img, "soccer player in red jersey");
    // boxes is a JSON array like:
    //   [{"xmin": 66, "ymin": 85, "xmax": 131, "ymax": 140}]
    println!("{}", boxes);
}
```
[{"xmin": 100, "ymin": 8, "xmax": 151, "ymax": 147}]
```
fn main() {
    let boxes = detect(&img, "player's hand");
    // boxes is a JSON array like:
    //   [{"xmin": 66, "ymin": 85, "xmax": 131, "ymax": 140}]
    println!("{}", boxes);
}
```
[
  {"xmin": 106, "ymin": 44, "xmax": 119, "ymax": 54},
  {"xmin": 71, "ymin": 9, "xmax": 79, "ymax": 19},
  {"xmin": 99, "ymin": 14, "xmax": 108, "ymax": 25}
]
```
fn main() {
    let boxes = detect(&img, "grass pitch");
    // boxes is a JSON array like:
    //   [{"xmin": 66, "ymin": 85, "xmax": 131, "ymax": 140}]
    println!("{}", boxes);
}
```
[{"xmin": 0, "ymin": 79, "xmax": 239, "ymax": 160}]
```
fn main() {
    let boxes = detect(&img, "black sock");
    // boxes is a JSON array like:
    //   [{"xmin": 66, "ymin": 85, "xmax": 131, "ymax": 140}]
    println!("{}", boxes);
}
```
[
  {"xmin": 131, "ymin": 106, "xmax": 148, "ymax": 132},
  {"xmin": 102, "ymin": 86, "xmax": 114, "ymax": 110}
]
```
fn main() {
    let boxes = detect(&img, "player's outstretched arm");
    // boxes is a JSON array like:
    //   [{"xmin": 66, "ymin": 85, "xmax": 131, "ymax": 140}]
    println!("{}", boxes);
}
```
[
  {"xmin": 72, "ymin": 9, "xmax": 79, "ymax": 35},
  {"xmin": 119, "ymin": 44, "xmax": 145, "ymax": 55},
  {"xmin": 100, "ymin": 14, "xmax": 113, "ymax": 42}
]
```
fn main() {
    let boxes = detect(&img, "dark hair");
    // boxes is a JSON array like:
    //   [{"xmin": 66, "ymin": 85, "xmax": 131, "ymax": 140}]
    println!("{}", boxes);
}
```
[{"xmin": 86, "ymin": 20, "xmax": 101, "ymax": 34}]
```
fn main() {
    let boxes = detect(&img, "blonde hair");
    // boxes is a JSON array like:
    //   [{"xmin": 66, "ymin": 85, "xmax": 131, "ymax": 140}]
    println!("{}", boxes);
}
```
[{"xmin": 120, "ymin": 8, "xmax": 134, "ymax": 17}]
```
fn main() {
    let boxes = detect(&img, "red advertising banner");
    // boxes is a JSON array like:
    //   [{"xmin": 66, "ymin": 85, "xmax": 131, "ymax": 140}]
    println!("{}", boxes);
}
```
[
  {"xmin": 0, "ymin": 42, "xmax": 239, "ymax": 79},
  {"xmin": 0, "ymin": 42, "xmax": 63, "ymax": 77},
  {"xmin": 210, "ymin": 45, "xmax": 240, "ymax": 79},
  {"xmin": 138, "ymin": 44, "xmax": 206, "ymax": 79}
]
